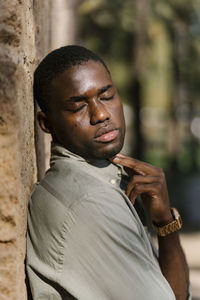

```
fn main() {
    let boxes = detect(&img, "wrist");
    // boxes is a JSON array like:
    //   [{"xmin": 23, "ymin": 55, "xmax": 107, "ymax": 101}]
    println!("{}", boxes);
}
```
[
  {"xmin": 152, "ymin": 210, "xmax": 173, "ymax": 226},
  {"xmin": 153, "ymin": 208, "xmax": 182, "ymax": 237}
]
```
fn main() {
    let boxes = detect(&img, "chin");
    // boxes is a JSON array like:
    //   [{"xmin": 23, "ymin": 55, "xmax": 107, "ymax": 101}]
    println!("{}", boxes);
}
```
[{"xmin": 95, "ymin": 140, "xmax": 124, "ymax": 159}]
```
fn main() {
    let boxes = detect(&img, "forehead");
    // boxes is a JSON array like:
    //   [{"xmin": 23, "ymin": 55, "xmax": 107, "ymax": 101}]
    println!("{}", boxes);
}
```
[{"xmin": 50, "ymin": 60, "xmax": 113, "ymax": 100}]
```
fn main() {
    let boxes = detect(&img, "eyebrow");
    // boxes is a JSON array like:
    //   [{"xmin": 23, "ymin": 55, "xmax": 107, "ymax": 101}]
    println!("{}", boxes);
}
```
[
  {"xmin": 98, "ymin": 84, "xmax": 112, "ymax": 95},
  {"xmin": 68, "ymin": 84, "xmax": 113, "ymax": 103}
]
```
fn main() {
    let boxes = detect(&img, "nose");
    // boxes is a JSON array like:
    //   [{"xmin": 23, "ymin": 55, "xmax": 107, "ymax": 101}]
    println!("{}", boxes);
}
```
[{"xmin": 89, "ymin": 98, "xmax": 110, "ymax": 125}]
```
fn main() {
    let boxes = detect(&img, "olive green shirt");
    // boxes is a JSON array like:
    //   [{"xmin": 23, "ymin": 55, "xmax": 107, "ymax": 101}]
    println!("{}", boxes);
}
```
[{"xmin": 27, "ymin": 143, "xmax": 176, "ymax": 300}]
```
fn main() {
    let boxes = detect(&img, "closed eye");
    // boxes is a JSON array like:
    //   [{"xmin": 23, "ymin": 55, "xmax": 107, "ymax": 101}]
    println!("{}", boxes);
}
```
[
  {"xmin": 100, "ymin": 95, "xmax": 114, "ymax": 101},
  {"xmin": 71, "ymin": 104, "xmax": 86, "ymax": 113}
]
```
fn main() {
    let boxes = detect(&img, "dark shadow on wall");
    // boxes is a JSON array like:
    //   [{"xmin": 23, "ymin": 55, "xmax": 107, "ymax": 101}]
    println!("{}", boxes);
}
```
[
  {"xmin": 34, "ymin": 102, "xmax": 46, "ymax": 181},
  {"xmin": 25, "ymin": 261, "xmax": 33, "ymax": 300}
]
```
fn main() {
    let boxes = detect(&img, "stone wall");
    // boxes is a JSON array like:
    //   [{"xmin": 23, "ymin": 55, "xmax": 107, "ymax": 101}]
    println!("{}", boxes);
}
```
[
  {"xmin": 0, "ymin": 1, "xmax": 51, "ymax": 299},
  {"xmin": 0, "ymin": 0, "xmax": 80, "ymax": 298}
]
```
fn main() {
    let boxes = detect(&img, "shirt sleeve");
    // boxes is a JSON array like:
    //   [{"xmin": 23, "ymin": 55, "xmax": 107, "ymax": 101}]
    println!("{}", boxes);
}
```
[
  {"xmin": 57, "ymin": 194, "xmax": 176, "ymax": 300},
  {"xmin": 27, "ymin": 186, "xmax": 176, "ymax": 300}
]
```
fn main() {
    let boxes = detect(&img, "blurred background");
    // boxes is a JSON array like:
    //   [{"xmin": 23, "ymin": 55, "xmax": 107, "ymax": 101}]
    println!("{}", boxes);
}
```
[
  {"xmin": 1, "ymin": 1, "xmax": 199, "ymax": 299},
  {"xmin": 45, "ymin": 0, "xmax": 200, "ymax": 231},
  {"xmin": 76, "ymin": 0, "xmax": 200, "ymax": 232},
  {"xmin": 48, "ymin": 0, "xmax": 200, "ymax": 297}
]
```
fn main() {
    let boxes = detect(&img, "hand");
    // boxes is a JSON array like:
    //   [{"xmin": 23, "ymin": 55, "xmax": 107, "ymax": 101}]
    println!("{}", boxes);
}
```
[{"xmin": 109, "ymin": 153, "xmax": 173, "ymax": 225}]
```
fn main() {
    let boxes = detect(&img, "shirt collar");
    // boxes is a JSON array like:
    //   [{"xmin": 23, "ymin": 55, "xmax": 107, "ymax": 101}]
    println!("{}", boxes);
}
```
[
  {"xmin": 50, "ymin": 142, "xmax": 86, "ymax": 163},
  {"xmin": 50, "ymin": 142, "xmax": 124, "ymax": 185}
]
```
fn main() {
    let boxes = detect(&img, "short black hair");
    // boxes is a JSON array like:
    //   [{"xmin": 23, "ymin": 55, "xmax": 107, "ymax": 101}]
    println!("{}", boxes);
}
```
[{"xmin": 34, "ymin": 45, "xmax": 109, "ymax": 113}]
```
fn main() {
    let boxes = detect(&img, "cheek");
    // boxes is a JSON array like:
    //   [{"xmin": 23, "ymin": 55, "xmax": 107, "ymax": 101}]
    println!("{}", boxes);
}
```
[
  {"xmin": 109, "ymin": 100, "xmax": 124, "ymax": 121},
  {"xmin": 67, "ymin": 114, "xmax": 90, "ymax": 137},
  {"xmin": 118, "ymin": 102, "xmax": 125, "ymax": 121}
]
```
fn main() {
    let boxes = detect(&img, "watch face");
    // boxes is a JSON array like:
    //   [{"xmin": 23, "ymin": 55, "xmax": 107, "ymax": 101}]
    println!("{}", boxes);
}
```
[{"xmin": 171, "ymin": 207, "xmax": 179, "ymax": 220}]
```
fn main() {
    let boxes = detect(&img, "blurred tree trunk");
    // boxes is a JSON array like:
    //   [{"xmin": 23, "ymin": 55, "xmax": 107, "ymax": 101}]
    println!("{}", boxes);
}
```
[
  {"xmin": 131, "ymin": 0, "xmax": 150, "ymax": 159},
  {"xmin": 170, "ymin": 9, "xmax": 196, "ymax": 172},
  {"xmin": 51, "ymin": 0, "xmax": 80, "ymax": 49},
  {"xmin": 33, "ymin": 0, "xmax": 52, "ymax": 181}
]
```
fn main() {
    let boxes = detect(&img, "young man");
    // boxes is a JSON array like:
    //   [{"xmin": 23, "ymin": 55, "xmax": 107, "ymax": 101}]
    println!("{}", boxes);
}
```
[{"xmin": 27, "ymin": 45, "xmax": 189, "ymax": 300}]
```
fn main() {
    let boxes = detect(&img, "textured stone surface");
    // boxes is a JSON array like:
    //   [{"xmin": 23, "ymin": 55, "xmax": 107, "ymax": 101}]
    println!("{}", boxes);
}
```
[
  {"xmin": 0, "ymin": 1, "xmax": 50, "ymax": 299},
  {"xmin": 33, "ymin": 0, "xmax": 51, "ymax": 180},
  {"xmin": 0, "ymin": 0, "xmax": 78, "ymax": 298}
]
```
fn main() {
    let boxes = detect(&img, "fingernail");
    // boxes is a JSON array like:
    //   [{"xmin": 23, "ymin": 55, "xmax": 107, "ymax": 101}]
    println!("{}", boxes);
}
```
[
  {"xmin": 109, "ymin": 157, "xmax": 118, "ymax": 163},
  {"xmin": 111, "ymin": 156, "xmax": 119, "ymax": 161},
  {"xmin": 116, "ymin": 153, "xmax": 123, "ymax": 157}
]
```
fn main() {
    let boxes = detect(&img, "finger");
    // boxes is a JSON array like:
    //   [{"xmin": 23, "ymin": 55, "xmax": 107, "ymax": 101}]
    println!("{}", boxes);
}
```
[
  {"xmin": 126, "ymin": 176, "xmax": 159, "ymax": 197},
  {"xmin": 132, "ymin": 175, "xmax": 160, "ymax": 184},
  {"xmin": 116, "ymin": 154, "xmax": 159, "ymax": 176},
  {"xmin": 124, "ymin": 166, "xmax": 135, "ymax": 177},
  {"xmin": 110, "ymin": 153, "xmax": 160, "ymax": 176},
  {"xmin": 126, "ymin": 180, "xmax": 135, "ymax": 198},
  {"xmin": 129, "ymin": 183, "xmax": 161, "ymax": 202},
  {"xmin": 110, "ymin": 155, "xmax": 145, "ymax": 176}
]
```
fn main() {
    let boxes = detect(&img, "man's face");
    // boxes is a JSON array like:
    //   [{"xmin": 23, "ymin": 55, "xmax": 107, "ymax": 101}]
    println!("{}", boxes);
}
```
[{"xmin": 46, "ymin": 60, "xmax": 126, "ymax": 159}]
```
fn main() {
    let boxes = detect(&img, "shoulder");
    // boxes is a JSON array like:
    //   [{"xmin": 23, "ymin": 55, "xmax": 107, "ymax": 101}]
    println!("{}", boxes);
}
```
[{"xmin": 31, "ymin": 158, "xmax": 104, "ymax": 208}]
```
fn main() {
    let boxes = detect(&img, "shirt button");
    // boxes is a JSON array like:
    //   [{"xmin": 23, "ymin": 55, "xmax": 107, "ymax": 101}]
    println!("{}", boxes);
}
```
[
  {"xmin": 117, "ymin": 168, "xmax": 122, "ymax": 176},
  {"xmin": 110, "ymin": 179, "xmax": 117, "ymax": 185}
]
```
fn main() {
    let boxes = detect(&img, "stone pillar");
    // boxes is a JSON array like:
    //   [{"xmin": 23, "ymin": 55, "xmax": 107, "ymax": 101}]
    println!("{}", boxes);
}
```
[
  {"xmin": 0, "ymin": 1, "xmax": 51, "ymax": 299},
  {"xmin": 0, "ymin": 1, "xmax": 80, "ymax": 298}
]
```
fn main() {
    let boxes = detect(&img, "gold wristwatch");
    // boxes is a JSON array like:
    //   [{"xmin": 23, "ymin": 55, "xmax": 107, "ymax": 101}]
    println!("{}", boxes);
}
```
[{"xmin": 153, "ymin": 207, "xmax": 182, "ymax": 237}]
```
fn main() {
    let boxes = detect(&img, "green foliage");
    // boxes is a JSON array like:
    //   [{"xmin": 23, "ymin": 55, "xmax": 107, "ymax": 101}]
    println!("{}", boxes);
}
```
[
  {"xmin": 78, "ymin": 0, "xmax": 200, "ymax": 173},
  {"xmin": 78, "ymin": 0, "xmax": 134, "ymax": 102}
]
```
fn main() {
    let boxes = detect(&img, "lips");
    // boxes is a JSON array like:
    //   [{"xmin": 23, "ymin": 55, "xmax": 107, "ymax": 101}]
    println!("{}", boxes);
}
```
[{"xmin": 94, "ymin": 125, "xmax": 119, "ymax": 143}]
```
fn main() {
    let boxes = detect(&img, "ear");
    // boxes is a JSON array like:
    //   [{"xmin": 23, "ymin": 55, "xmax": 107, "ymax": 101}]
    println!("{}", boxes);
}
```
[{"xmin": 37, "ymin": 111, "xmax": 51, "ymax": 134}]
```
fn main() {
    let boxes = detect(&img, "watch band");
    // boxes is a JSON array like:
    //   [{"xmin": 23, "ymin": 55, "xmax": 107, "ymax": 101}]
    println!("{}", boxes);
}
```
[{"xmin": 153, "ymin": 207, "xmax": 182, "ymax": 237}]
